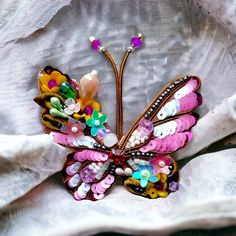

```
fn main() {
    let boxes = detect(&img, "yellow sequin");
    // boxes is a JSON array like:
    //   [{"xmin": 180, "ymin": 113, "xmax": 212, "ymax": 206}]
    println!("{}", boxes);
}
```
[{"xmin": 148, "ymin": 188, "xmax": 158, "ymax": 199}]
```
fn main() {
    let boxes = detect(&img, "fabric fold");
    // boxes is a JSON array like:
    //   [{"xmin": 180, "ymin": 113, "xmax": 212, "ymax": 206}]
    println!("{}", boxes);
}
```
[{"xmin": 0, "ymin": 134, "xmax": 69, "ymax": 209}]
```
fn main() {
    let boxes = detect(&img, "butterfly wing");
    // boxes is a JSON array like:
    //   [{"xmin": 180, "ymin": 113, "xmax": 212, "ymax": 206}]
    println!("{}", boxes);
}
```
[
  {"xmin": 120, "ymin": 75, "xmax": 202, "ymax": 198},
  {"xmin": 34, "ymin": 67, "xmax": 119, "ymax": 200},
  {"xmin": 34, "ymin": 66, "xmax": 114, "ymax": 149},
  {"xmin": 62, "ymin": 148, "xmax": 117, "ymax": 201}
]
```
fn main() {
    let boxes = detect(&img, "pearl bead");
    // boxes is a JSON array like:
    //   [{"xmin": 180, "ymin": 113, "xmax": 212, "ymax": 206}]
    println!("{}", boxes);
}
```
[
  {"xmin": 94, "ymin": 166, "xmax": 101, "ymax": 173},
  {"xmin": 130, "ymin": 142, "xmax": 135, "ymax": 148},
  {"xmin": 115, "ymin": 168, "xmax": 124, "ymax": 175},
  {"xmin": 126, "ymin": 143, "xmax": 131, "ymax": 148},
  {"xmin": 94, "ymin": 120, "xmax": 100, "ymax": 126},
  {"xmin": 159, "ymin": 161, "xmax": 165, "ymax": 167},
  {"xmin": 88, "ymin": 164, "xmax": 94, "ymax": 169},
  {"xmin": 141, "ymin": 169, "xmax": 150, "ymax": 178},
  {"xmin": 135, "ymin": 140, "xmax": 140, "ymax": 145},
  {"xmin": 129, "ymin": 136, "xmax": 135, "ymax": 142},
  {"xmin": 124, "ymin": 168, "xmax": 133, "ymax": 176},
  {"xmin": 71, "ymin": 126, "xmax": 78, "ymax": 133}
]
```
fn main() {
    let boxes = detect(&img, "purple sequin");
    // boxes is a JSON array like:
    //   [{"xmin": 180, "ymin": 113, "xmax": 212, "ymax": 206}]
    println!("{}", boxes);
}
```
[
  {"xmin": 138, "ymin": 119, "xmax": 154, "ymax": 135},
  {"xmin": 80, "ymin": 166, "xmax": 96, "ymax": 183},
  {"xmin": 168, "ymin": 181, "xmax": 178, "ymax": 192}
]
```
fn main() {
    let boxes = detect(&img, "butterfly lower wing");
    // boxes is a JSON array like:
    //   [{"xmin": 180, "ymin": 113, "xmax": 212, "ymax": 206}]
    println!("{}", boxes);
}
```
[
  {"xmin": 62, "ymin": 148, "xmax": 117, "ymax": 201},
  {"xmin": 121, "ymin": 75, "xmax": 202, "ymax": 198}
]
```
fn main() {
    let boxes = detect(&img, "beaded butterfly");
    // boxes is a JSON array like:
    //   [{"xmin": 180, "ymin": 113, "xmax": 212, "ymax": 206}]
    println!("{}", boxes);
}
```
[{"xmin": 34, "ymin": 34, "xmax": 202, "ymax": 201}]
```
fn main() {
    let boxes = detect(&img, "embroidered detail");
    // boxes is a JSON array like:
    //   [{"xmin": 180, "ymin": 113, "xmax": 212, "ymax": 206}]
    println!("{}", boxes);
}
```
[
  {"xmin": 86, "ymin": 110, "xmax": 107, "ymax": 137},
  {"xmin": 64, "ymin": 98, "xmax": 81, "ymax": 115},
  {"xmin": 34, "ymin": 34, "xmax": 202, "ymax": 201},
  {"xmin": 39, "ymin": 70, "xmax": 67, "ymax": 93},
  {"xmin": 61, "ymin": 119, "xmax": 86, "ymax": 144},
  {"xmin": 132, "ymin": 165, "xmax": 158, "ymax": 187}
]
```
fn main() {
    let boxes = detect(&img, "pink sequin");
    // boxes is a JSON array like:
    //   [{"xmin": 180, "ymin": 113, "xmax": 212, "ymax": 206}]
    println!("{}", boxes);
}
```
[
  {"xmin": 179, "ymin": 93, "xmax": 198, "ymax": 112},
  {"xmin": 74, "ymin": 150, "xmax": 108, "ymax": 162},
  {"xmin": 73, "ymin": 191, "xmax": 82, "ymax": 200},
  {"xmin": 155, "ymin": 132, "xmax": 189, "ymax": 153},
  {"xmin": 185, "ymin": 79, "xmax": 198, "ymax": 92},
  {"xmin": 49, "ymin": 132, "xmax": 69, "ymax": 145},
  {"xmin": 175, "ymin": 114, "xmax": 196, "ymax": 132}
]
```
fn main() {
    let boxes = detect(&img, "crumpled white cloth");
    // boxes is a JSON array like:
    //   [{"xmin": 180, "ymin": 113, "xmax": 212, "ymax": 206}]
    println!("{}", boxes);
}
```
[{"xmin": 0, "ymin": 0, "xmax": 236, "ymax": 235}]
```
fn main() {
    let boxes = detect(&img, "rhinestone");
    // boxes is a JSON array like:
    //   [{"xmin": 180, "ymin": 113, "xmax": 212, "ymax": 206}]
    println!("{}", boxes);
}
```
[{"xmin": 131, "ymin": 36, "xmax": 142, "ymax": 48}]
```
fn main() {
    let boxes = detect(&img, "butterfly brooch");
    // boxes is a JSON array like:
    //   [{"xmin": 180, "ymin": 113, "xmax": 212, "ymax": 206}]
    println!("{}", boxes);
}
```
[{"xmin": 34, "ymin": 34, "xmax": 202, "ymax": 201}]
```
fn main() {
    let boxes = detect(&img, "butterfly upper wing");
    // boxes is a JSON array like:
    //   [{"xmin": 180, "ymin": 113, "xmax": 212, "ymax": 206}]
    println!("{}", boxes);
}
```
[
  {"xmin": 34, "ymin": 66, "xmax": 114, "ymax": 149},
  {"xmin": 121, "ymin": 75, "xmax": 202, "ymax": 199}
]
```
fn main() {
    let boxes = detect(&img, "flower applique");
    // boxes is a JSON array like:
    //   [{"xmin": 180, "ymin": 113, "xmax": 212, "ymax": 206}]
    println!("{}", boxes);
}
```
[
  {"xmin": 86, "ymin": 110, "xmax": 107, "ymax": 137},
  {"xmin": 132, "ymin": 165, "xmax": 158, "ymax": 187},
  {"xmin": 150, "ymin": 154, "xmax": 173, "ymax": 175},
  {"xmin": 78, "ymin": 97, "xmax": 101, "ymax": 117},
  {"xmin": 40, "ymin": 70, "xmax": 67, "ymax": 93},
  {"xmin": 64, "ymin": 98, "xmax": 81, "ymax": 115},
  {"xmin": 61, "ymin": 119, "xmax": 86, "ymax": 144}
]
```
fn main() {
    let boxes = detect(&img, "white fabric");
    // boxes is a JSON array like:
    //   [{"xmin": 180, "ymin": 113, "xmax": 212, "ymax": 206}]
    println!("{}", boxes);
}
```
[{"xmin": 0, "ymin": 0, "xmax": 236, "ymax": 235}]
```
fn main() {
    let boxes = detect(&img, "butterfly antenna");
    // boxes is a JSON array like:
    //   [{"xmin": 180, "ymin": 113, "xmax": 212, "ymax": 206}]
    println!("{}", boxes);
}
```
[
  {"xmin": 89, "ymin": 34, "xmax": 143, "ymax": 140},
  {"xmin": 89, "ymin": 36, "xmax": 120, "ymax": 138},
  {"xmin": 118, "ymin": 33, "xmax": 143, "ymax": 139}
]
